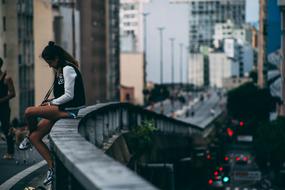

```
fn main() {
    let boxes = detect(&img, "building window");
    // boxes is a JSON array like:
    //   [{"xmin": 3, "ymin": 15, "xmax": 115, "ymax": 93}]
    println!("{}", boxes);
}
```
[
  {"xmin": 3, "ymin": 17, "xmax": 6, "ymax": 31},
  {"xmin": 4, "ymin": 43, "xmax": 7, "ymax": 58}
]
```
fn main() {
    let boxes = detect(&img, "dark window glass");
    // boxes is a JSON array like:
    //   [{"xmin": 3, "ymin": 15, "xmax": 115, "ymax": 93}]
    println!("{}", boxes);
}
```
[
  {"xmin": 3, "ymin": 16, "xmax": 6, "ymax": 31},
  {"xmin": 4, "ymin": 43, "xmax": 7, "ymax": 58}
]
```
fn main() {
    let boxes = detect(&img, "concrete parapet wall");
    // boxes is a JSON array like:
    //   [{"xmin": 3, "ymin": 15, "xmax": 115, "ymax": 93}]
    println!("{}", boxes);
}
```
[{"xmin": 49, "ymin": 102, "xmax": 203, "ymax": 190}]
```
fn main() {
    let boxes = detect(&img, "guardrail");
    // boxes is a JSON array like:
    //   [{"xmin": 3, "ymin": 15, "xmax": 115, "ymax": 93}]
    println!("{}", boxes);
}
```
[{"xmin": 49, "ymin": 102, "xmax": 203, "ymax": 190}]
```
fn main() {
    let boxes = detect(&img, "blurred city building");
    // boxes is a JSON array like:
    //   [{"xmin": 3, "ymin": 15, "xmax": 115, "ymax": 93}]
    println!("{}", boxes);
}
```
[
  {"xmin": 258, "ymin": 0, "xmax": 281, "ymax": 88},
  {"xmin": 52, "ymin": 0, "xmax": 81, "ymax": 62},
  {"xmin": 188, "ymin": 54, "xmax": 206, "ymax": 87},
  {"xmin": 34, "ymin": 0, "xmax": 55, "ymax": 107},
  {"xmin": 78, "ymin": 0, "xmax": 120, "ymax": 104},
  {"xmin": 209, "ymin": 51, "xmax": 239, "ymax": 88},
  {"xmin": 120, "ymin": 0, "xmax": 150, "ymax": 52},
  {"xmin": 0, "ymin": 0, "xmax": 54, "ymax": 119},
  {"xmin": 213, "ymin": 20, "xmax": 253, "ymax": 49},
  {"xmin": 278, "ymin": 0, "xmax": 285, "ymax": 116},
  {"xmin": 209, "ymin": 38, "xmax": 253, "ymax": 88},
  {"xmin": 0, "ymin": 0, "xmax": 21, "ymax": 119},
  {"xmin": 120, "ymin": 52, "xmax": 144, "ymax": 105},
  {"xmin": 170, "ymin": 0, "xmax": 246, "ymax": 53}
]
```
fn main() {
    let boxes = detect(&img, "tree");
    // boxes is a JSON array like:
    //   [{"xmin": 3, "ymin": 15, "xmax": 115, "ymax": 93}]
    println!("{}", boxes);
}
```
[
  {"xmin": 227, "ymin": 82, "xmax": 274, "ymax": 124},
  {"xmin": 254, "ymin": 117, "xmax": 285, "ymax": 171}
]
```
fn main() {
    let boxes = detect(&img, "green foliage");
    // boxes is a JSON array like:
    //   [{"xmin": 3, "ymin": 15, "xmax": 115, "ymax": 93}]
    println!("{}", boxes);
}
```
[
  {"xmin": 249, "ymin": 70, "xmax": 257, "ymax": 83},
  {"xmin": 254, "ymin": 117, "xmax": 285, "ymax": 170},
  {"xmin": 127, "ymin": 120, "xmax": 157, "ymax": 158},
  {"xmin": 227, "ymin": 82, "xmax": 274, "ymax": 123},
  {"xmin": 148, "ymin": 85, "xmax": 170, "ymax": 103}
]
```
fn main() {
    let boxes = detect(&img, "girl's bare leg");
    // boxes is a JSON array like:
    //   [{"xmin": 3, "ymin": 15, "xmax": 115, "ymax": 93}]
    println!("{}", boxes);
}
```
[
  {"xmin": 24, "ymin": 105, "xmax": 69, "ymax": 168},
  {"xmin": 29, "ymin": 119, "xmax": 55, "ymax": 168}
]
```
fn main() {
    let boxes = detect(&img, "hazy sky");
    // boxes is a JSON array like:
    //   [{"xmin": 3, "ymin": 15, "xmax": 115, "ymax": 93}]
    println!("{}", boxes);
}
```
[
  {"xmin": 246, "ymin": 0, "xmax": 259, "ymax": 22},
  {"xmin": 145, "ymin": 0, "xmax": 259, "ymax": 83}
]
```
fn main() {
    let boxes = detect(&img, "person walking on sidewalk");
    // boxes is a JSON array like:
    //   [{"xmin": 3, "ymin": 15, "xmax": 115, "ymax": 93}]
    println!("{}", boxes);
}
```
[
  {"xmin": 18, "ymin": 41, "xmax": 85, "ymax": 185},
  {"xmin": 0, "ymin": 57, "xmax": 16, "ymax": 160}
]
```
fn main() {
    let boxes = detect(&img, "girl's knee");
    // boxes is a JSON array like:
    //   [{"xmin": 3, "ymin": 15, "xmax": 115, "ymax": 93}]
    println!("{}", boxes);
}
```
[
  {"xmin": 29, "ymin": 133, "xmax": 42, "ymax": 144},
  {"xmin": 25, "ymin": 107, "xmax": 36, "ymax": 118}
]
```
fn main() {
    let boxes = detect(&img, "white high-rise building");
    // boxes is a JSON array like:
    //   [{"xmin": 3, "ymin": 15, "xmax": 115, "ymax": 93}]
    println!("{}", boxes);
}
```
[
  {"xmin": 120, "ymin": 0, "xmax": 150, "ymax": 52},
  {"xmin": 224, "ymin": 38, "xmax": 254, "ymax": 77},
  {"xmin": 209, "ymin": 53, "xmax": 239, "ymax": 88},
  {"xmin": 209, "ymin": 38, "xmax": 254, "ymax": 88},
  {"xmin": 213, "ymin": 20, "xmax": 253, "ymax": 48},
  {"xmin": 188, "ymin": 54, "xmax": 205, "ymax": 87},
  {"xmin": 170, "ymin": 0, "xmax": 245, "ymax": 52}
]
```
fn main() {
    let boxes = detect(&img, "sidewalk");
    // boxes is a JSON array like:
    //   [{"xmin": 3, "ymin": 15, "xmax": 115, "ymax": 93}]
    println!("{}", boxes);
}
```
[{"xmin": 0, "ymin": 138, "xmax": 45, "ymax": 189}]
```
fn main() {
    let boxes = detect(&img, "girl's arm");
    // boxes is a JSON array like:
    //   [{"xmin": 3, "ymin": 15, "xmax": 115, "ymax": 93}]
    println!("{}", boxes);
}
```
[{"xmin": 51, "ymin": 66, "xmax": 77, "ymax": 105}]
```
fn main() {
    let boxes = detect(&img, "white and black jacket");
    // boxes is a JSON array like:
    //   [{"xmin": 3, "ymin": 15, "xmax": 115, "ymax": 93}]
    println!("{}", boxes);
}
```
[{"xmin": 51, "ymin": 62, "xmax": 85, "ymax": 110}]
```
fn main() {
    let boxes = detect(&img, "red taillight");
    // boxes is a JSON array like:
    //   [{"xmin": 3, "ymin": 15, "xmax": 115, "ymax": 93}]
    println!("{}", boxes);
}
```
[
  {"xmin": 208, "ymin": 179, "xmax": 213, "ymax": 185},
  {"xmin": 227, "ymin": 128, "xmax": 234, "ymax": 137},
  {"xmin": 239, "ymin": 121, "xmax": 244, "ymax": 127},
  {"xmin": 224, "ymin": 156, "xmax": 229, "ymax": 161},
  {"xmin": 214, "ymin": 171, "xmax": 219, "ymax": 176},
  {"xmin": 219, "ymin": 167, "xmax": 223, "ymax": 171},
  {"xmin": 236, "ymin": 157, "xmax": 240, "ymax": 161},
  {"xmin": 243, "ymin": 157, "xmax": 248, "ymax": 161}
]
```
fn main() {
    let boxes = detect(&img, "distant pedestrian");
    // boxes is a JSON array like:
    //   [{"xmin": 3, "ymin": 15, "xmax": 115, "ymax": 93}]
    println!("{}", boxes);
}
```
[
  {"xmin": 0, "ymin": 57, "xmax": 16, "ymax": 160},
  {"xmin": 18, "ymin": 41, "xmax": 85, "ymax": 185}
]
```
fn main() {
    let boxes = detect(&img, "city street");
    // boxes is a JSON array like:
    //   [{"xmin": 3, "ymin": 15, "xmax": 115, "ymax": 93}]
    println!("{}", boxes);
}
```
[{"xmin": 0, "ymin": 139, "xmax": 43, "ymax": 185}]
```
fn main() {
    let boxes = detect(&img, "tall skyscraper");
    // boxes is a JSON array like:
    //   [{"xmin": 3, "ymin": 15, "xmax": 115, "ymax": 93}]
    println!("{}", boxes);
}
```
[
  {"xmin": 170, "ymin": 0, "xmax": 246, "ymax": 52},
  {"xmin": 78, "ymin": 0, "xmax": 120, "ymax": 104}
]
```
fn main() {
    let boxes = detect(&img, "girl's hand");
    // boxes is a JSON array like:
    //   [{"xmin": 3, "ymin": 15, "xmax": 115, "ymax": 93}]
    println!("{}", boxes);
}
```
[{"xmin": 40, "ymin": 101, "xmax": 51, "ymax": 106}]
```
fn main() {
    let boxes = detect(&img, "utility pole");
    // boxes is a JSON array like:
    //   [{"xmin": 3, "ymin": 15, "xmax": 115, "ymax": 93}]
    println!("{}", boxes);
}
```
[
  {"xmin": 170, "ymin": 37, "xmax": 175, "ymax": 114},
  {"xmin": 186, "ymin": 46, "xmax": 189, "ymax": 86},
  {"xmin": 170, "ymin": 38, "xmax": 175, "ymax": 89},
  {"xmin": 158, "ymin": 27, "xmax": 165, "ymax": 114},
  {"xmin": 71, "ymin": 0, "xmax": 76, "ymax": 58},
  {"xmin": 179, "ymin": 43, "xmax": 184, "ymax": 86},
  {"xmin": 142, "ymin": 12, "xmax": 150, "ymax": 105},
  {"xmin": 158, "ymin": 27, "xmax": 165, "ymax": 84}
]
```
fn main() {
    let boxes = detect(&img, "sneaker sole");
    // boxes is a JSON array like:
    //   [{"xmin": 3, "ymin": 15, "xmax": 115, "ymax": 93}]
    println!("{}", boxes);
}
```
[{"xmin": 18, "ymin": 145, "xmax": 32, "ymax": 151}]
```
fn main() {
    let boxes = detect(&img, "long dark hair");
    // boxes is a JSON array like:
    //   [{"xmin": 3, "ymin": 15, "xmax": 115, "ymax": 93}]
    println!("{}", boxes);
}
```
[{"xmin": 41, "ymin": 41, "xmax": 79, "ymax": 68}]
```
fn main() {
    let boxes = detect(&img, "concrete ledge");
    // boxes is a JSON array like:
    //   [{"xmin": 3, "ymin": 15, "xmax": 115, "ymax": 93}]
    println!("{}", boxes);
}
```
[
  {"xmin": 49, "ymin": 102, "xmax": 205, "ymax": 190},
  {"xmin": 50, "ymin": 119, "xmax": 157, "ymax": 190}
]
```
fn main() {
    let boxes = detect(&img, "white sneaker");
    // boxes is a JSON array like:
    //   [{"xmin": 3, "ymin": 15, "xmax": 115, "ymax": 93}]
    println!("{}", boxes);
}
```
[
  {"xmin": 43, "ymin": 168, "xmax": 54, "ymax": 186},
  {"xmin": 18, "ymin": 137, "xmax": 32, "ymax": 150}
]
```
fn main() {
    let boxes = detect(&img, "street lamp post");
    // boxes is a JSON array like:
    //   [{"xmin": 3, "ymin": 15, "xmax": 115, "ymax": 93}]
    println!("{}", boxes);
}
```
[
  {"xmin": 170, "ymin": 38, "xmax": 175, "ymax": 89},
  {"xmin": 158, "ymin": 27, "xmax": 165, "ymax": 114},
  {"xmin": 179, "ymin": 43, "xmax": 184, "ymax": 86},
  {"xmin": 71, "ymin": 0, "xmax": 76, "ymax": 58},
  {"xmin": 158, "ymin": 27, "xmax": 165, "ymax": 85},
  {"xmin": 142, "ymin": 12, "xmax": 150, "ymax": 105},
  {"xmin": 170, "ymin": 37, "xmax": 175, "ymax": 114},
  {"xmin": 186, "ymin": 46, "xmax": 189, "ymax": 86}
]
